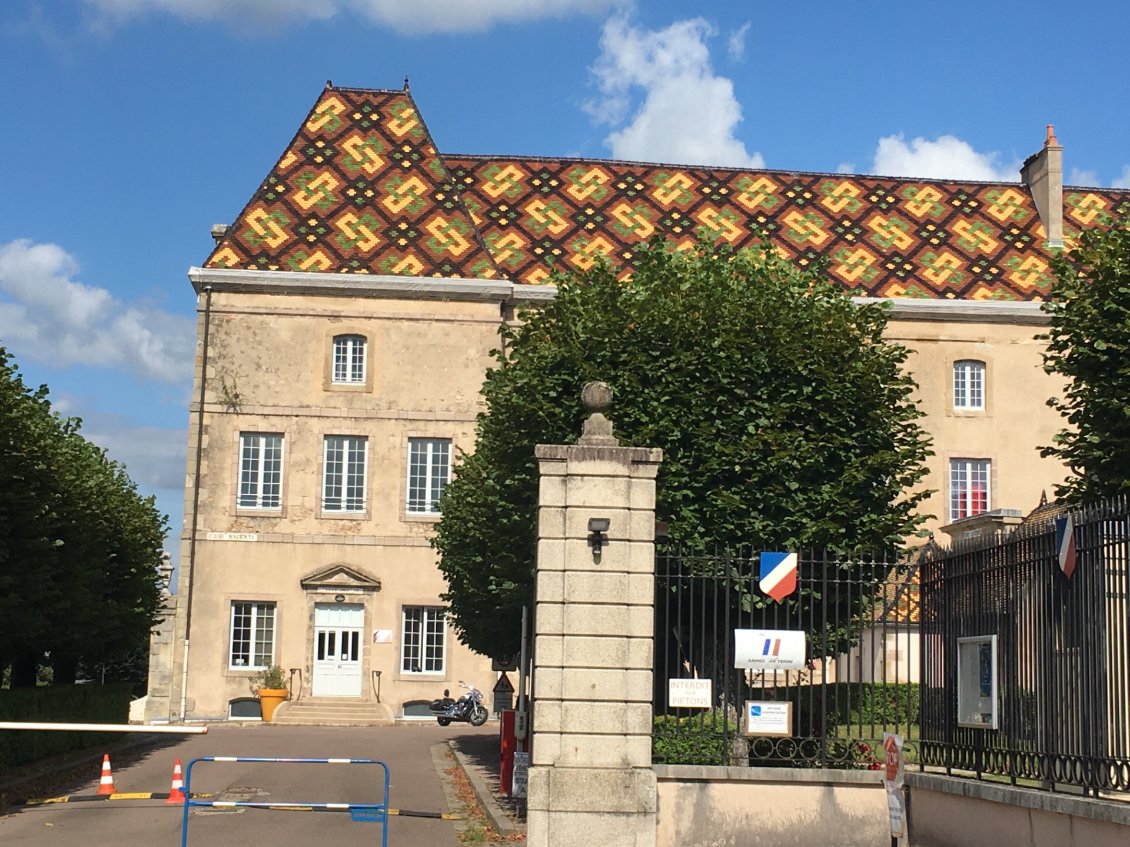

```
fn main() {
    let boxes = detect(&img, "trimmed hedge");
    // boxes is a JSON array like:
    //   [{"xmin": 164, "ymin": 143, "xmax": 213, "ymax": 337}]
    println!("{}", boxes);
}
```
[
  {"xmin": 654, "ymin": 711, "xmax": 736, "ymax": 766},
  {"xmin": 0, "ymin": 684, "xmax": 132, "ymax": 771}
]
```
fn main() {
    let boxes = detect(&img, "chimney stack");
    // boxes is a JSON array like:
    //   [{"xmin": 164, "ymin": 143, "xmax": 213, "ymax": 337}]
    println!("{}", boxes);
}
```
[{"xmin": 1020, "ymin": 125, "xmax": 1064, "ymax": 249}]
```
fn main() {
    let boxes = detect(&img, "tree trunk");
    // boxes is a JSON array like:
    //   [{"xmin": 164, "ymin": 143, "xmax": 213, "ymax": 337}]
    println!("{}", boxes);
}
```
[
  {"xmin": 53, "ymin": 654, "xmax": 80, "ymax": 686},
  {"xmin": 11, "ymin": 655, "xmax": 39, "ymax": 688}
]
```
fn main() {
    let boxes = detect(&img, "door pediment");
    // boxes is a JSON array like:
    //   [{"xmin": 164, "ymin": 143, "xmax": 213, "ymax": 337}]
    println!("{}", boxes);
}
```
[{"xmin": 300, "ymin": 562, "xmax": 381, "ymax": 593}]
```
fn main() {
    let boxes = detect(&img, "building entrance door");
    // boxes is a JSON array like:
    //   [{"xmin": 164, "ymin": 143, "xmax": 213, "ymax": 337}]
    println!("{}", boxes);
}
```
[{"xmin": 312, "ymin": 603, "xmax": 364, "ymax": 696}]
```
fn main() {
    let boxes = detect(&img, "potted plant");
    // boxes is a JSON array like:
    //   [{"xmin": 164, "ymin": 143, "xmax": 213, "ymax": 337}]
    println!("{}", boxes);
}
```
[{"xmin": 250, "ymin": 664, "xmax": 290, "ymax": 721}]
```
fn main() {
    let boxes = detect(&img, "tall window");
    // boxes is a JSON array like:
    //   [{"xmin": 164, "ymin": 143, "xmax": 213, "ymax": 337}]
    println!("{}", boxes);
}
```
[
  {"xmin": 402, "ymin": 606, "xmax": 446, "ymax": 673},
  {"xmin": 332, "ymin": 335, "xmax": 366, "ymax": 385},
  {"xmin": 953, "ymin": 360, "xmax": 985, "ymax": 410},
  {"xmin": 230, "ymin": 602, "xmax": 275, "ymax": 669},
  {"xmin": 323, "ymin": 436, "xmax": 367, "ymax": 512},
  {"xmin": 950, "ymin": 458, "xmax": 990, "ymax": 521},
  {"xmin": 407, "ymin": 438, "xmax": 451, "ymax": 514},
  {"xmin": 238, "ymin": 433, "xmax": 283, "ymax": 509}
]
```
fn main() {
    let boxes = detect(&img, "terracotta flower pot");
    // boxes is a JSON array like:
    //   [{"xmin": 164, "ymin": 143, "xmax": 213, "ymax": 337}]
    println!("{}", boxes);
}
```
[{"xmin": 257, "ymin": 688, "xmax": 290, "ymax": 722}]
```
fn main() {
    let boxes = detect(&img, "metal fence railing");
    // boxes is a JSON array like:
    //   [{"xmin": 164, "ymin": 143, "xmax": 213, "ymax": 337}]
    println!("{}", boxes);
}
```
[
  {"xmin": 918, "ymin": 496, "xmax": 1130, "ymax": 795},
  {"xmin": 653, "ymin": 545, "xmax": 917, "ymax": 769}
]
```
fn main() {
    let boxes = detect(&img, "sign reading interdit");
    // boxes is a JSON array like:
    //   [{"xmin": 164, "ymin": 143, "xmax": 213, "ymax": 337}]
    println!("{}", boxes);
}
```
[
  {"xmin": 759, "ymin": 551, "xmax": 798, "ymax": 601},
  {"xmin": 733, "ymin": 629, "xmax": 807, "ymax": 671},
  {"xmin": 668, "ymin": 678, "xmax": 712, "ymax": 708}
]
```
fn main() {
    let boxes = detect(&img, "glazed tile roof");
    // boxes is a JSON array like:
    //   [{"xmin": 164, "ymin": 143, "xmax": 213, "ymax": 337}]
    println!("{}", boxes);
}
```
[
  {"xmin": 206, "ymin": 86, "xmax": 501, "ymax": 280},
  {"xmin": 207, "ymin": 85, "xmax": 1129, "ymax": 301}
]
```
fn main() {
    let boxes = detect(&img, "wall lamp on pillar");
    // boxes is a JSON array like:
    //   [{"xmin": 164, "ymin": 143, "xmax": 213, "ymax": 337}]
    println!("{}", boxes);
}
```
[{"xmin": 587, "ymin": 517, "xmax": 610, "ymax": 563}]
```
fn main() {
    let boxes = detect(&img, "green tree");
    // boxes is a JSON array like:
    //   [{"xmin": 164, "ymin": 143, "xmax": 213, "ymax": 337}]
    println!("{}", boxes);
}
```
[
  {"xmin": 0, "ymin": 347, "xmax": 167, "ymax": 688},
  {"xmin": 1042, "ymin": 216, "xmax": 1130, "ymax": 501},
  {"xmin": 433, "ymin": 243, "xmax": 933, "ymax": 660}
]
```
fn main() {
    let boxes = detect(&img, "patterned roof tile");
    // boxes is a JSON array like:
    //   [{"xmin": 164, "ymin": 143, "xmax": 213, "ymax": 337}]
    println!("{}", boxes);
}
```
[
  {"xmin": 206, "ymin": 86, "xmax": 501, "ymax": 280},
  {"xmin": 207, "ymin": 86, "xmax": 1129, "ymax": 300}
]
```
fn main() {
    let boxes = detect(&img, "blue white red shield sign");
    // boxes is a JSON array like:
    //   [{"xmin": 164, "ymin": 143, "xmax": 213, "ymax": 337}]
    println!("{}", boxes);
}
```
[
  {"xmin": 1055, "ymin": 514, "xmax": 1076, "ymax": 579},
  {"xmin": 759, "ymin": 551, "xmax": 798, "ymax": 601}
]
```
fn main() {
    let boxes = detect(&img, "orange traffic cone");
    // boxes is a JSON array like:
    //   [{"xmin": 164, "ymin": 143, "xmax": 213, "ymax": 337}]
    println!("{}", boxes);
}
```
[
  {"xmin": 97, "ymin": 754, "xmax": 116, "ymax": 795},
  {"xmin": 166, "ymin": 758, "xmax": 186, "ymax": 804}
]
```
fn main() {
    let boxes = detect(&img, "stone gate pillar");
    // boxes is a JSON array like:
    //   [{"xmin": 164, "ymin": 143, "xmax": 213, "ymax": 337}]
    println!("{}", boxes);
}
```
[{"xmin": 527, "ymin": 382, "xmax": 663, "ymax": 847}]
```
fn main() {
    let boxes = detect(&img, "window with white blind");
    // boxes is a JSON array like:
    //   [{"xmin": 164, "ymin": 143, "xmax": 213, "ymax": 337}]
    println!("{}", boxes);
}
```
[
  {"xmin": 229, "ymin": 602, "xmax": 276, "ymax": 669},
  {"xmin": 323, "ymin": 435, "xmax": 367, "ymax": 512},
  {"xmin": 237, "ymin": 433, "xmax": 283, "ymax": 509},
  {"xmin": 953, "ymin": 360, "xmax": 986, "ymax": 410},
  {"xmin": 332, "ymin": 335, "xmax": 366, "ymax": 385},
  {"xmin": 950, "ymin": 458, "xmax": 991, "ymax": 521},
  {"xmin": 406, "ymin": 438, "xmax": 451, "ymax": 514},
  {"xmin": 402, "ymin": 606, "xmax": 446, "ymax": 673}
]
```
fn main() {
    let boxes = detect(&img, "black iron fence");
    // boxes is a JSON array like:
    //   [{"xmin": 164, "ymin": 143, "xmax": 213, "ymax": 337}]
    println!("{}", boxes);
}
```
[
  {"xmin": 653, "ymin": 545, "xmax": 918, "ymax": 769},
  {"xmin": 919, "ymin": 496, "xmax": 1130, "ymax": 794}
]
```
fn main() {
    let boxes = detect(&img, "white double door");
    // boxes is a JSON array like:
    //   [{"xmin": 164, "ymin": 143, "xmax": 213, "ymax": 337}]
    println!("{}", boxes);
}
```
[{"xmin": 312, "ymin": 603, "xmax": 364, "ymax": 697}]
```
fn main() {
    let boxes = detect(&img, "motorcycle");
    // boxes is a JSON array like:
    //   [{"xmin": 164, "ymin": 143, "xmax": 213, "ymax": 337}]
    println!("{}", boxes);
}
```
[{"xmin": 429, "ymin": 680, "xmax": 489, "ymax": 726}]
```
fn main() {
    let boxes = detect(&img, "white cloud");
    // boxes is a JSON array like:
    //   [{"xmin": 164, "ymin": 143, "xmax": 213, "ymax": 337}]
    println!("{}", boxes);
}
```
[
  {"xmin": 727, "ymin": 22, "xmax": 750, "ymax": 60},
  {"xmin": 0, "ymin": 239, "xmax": 195, "ymax": 384},
  {"xmin": 83, "ymin": 0, "xmax": 619, "ymax": 34},
  {"xmin": 871, "ymin": 134, "xmax": 1020, "ymax": 182},
  {"xmin": 587, "ymin": 16, "xmax": 764, "ymax": 169},
  {"xmin": 1112, "ymin": 166, "xmax": 1130, "ymax": 189},
  {"xmin": 1069, "ymin": 168, "xmax": 1098, "ymax": 187}
]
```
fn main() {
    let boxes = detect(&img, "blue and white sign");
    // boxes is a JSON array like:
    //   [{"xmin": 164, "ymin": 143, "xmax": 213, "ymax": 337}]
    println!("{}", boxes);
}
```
[
  {"xmin": 744, "ymin": 701, "xmax": 792, "ymax": 736},
  {"xmin": 734, "ymin": 628, "xmax": 807, "ymax": 671}
]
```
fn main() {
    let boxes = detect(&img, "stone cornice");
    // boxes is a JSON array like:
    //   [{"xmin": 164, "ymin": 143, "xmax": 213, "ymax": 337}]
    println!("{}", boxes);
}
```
[
  {"xmin": 189, "ymin": 267, "xmax": 1047, "ymax": 324},
  {"xmin": 188, "ymin": 267, "xmax": 556, "ymax": 305}
]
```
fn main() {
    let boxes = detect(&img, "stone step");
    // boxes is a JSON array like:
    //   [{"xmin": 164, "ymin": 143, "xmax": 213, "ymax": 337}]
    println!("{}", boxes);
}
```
[{"xmin": 273, "ymin": 698, "xmax": 395, "ymax": 726}]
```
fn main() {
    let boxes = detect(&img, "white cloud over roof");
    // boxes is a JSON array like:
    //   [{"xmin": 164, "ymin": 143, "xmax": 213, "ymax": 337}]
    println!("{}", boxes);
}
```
[
  {"xmin": 84, "ymin": 0, "xmax": 619, "ymax": 33},
  {"xmin": 871, "ymin": 134, "xmax": 1020, "ymax": 182},
  {"xmin": 587, "ymin": 16, "xmax": 764, "ymax": 169}
]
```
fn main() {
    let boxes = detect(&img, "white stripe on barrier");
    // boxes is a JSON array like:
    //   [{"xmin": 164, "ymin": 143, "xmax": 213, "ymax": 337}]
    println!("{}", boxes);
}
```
[
  {"xmin": 0, "ymin": 722, "xmax": 209, "ymax": 734},
  {"xmin": 213, "ymin": 757, "xmax": 238, "ymax": 762},
  {"xmin": 327, "ymin": 758, "xmax": 351, "ymax": 764}
]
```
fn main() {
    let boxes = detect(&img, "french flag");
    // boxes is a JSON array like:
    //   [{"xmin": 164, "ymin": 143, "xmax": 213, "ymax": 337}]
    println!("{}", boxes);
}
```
[
  {"xmin": 760, "ymin": 552, "xmax": 798, "ymax": 602},
  {"xmin": 1055, "ymin": 515, "xmax": 1076, "ymax": 580}
]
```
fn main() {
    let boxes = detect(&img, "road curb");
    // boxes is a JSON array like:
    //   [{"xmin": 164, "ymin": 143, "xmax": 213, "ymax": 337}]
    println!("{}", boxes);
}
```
[{"xmin": 447, "ymin": 738, "xmax": 523, "ymax": 836}]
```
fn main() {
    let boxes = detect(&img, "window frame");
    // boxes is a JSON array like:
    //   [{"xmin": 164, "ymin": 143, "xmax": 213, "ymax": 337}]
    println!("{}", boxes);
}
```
[
  {"xmin": 949, "ymin": 457, "xmax": 992, "ymax": 522},
  {"xmin": 400, "ymin": 606, "xmax": 447, "ymax": 675},
  {"xmin": 229, "ymin": 601, "xmax": 276, "ymax": 671},
  {"xmin": 405, "ymin": 437, "xmax": 452, "ymax": 516},
  {"xmin": 236, "ymin": 432, "xmax": 284, "ymax": 511},
  {"xmin": 322, "ymin": 434, "xmax": 369, "ymax": 514},
  {"xmin": 331, "ymin": 334, "xmax": 367, "ymax": 386},
  {"xmin": 952, "ymin": 359, "xmax": 986, "ymax": 411}
]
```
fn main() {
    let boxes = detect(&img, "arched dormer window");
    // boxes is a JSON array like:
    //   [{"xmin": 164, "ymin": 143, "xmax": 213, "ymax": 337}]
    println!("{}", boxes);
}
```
[
  {"xmin": 332, "ymin": 334, "xmax": 366, "ymax": 385},
  {"xmin": 953, "ymin": 360, "xmax": 985, "ymax": 410}
]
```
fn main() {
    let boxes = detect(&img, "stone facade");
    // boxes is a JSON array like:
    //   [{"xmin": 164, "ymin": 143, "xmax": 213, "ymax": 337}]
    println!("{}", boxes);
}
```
[{"xmin": 527, "ymin": 388, "xmax": 662, "ymax": 847}]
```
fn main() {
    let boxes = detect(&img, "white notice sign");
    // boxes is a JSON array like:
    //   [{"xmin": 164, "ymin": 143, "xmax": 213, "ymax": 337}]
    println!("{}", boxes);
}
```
[
  {"xmin": 512, "ymin": 752, "xmax": 529, "ymax": 798},
  {"xmin": 206, "ymin": 531, "xmax": 258, "ymax": 542},
  {"xmin": 668, "ymin": 678, "xmax": 712, "ymax": 708},
  {"xmin": 744, "ymin": 701, "xmax": 792, "ymax": 737},
  {"xmin": 733, "ymin": 629, "xmax": 807, "ymax": 671}
]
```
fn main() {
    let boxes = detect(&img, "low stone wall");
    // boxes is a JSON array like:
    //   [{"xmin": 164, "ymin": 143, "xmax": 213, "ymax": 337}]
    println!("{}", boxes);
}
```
[
  {"xmin": 654, "ymin": 765, "xmax": 888, "ymax": 847},
  {"xmin": 907, "ymin": 772, "xmax": 1130, "ymax": 847}
]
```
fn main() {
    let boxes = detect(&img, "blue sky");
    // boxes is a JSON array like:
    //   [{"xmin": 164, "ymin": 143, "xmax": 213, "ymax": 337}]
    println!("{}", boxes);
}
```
[{"xmin": 1, "ymin": 0, "xmax": 1127, "ymax": 568}]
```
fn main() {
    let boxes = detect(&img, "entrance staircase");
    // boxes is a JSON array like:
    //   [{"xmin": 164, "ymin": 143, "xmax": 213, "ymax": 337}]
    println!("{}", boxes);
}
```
[{"xmin": 272, "ymin": 697, "xmax": 394, "ymax": 726}]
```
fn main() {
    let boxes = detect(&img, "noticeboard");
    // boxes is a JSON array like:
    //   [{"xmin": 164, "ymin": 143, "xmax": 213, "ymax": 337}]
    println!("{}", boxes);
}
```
[
  {"xmin": 743, "ymin": 701, "xmax": 792, "ymax": 737},
  {"xmin": 957, "ymin": 635, "xmax": 998, "ymax": 729}
]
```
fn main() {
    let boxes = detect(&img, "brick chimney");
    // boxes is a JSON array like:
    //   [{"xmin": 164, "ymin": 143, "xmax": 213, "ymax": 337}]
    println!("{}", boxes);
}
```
[{"xmin": 1020, "ymin": 125, "xmax": 1064, "ymax": 248}]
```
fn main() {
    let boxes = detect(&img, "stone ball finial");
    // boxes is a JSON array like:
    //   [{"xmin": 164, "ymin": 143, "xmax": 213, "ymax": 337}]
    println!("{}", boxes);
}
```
[
  {"xmin": 578, "ymin": 381, "xmax": 618, "ymax": 446},
  {"xmin": 581, "ymin": 381, "xmax": 613, "ymax": 415}
]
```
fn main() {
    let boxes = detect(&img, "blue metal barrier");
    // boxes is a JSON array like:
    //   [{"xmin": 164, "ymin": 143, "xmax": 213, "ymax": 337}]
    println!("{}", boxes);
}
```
[{"xmin": 179, "ymin": 755, "xmax": 390, "ymax": 847}]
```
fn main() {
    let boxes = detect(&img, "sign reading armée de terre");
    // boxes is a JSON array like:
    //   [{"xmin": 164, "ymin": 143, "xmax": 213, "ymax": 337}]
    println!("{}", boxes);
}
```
[{"xmin": 733, "ymin": 629, "xmax": 807, "ymax": 671}]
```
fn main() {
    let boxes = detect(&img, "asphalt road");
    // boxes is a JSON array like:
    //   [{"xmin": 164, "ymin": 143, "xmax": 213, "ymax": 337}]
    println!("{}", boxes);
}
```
[{"xmin": 0, "ymin": 722, "xmax": 496, "ymax": 846}]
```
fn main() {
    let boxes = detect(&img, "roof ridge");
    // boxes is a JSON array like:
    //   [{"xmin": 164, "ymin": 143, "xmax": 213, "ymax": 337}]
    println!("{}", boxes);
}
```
[{"xmin": 443, "ymin": 152, "xmax": 1041, "ymax": 188}]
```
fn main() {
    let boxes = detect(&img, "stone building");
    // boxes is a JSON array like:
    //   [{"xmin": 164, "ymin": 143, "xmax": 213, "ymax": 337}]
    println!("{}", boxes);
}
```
[{"xmin": 144, "ymin": 82, "xmax": 1127, "ymax": 722}]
